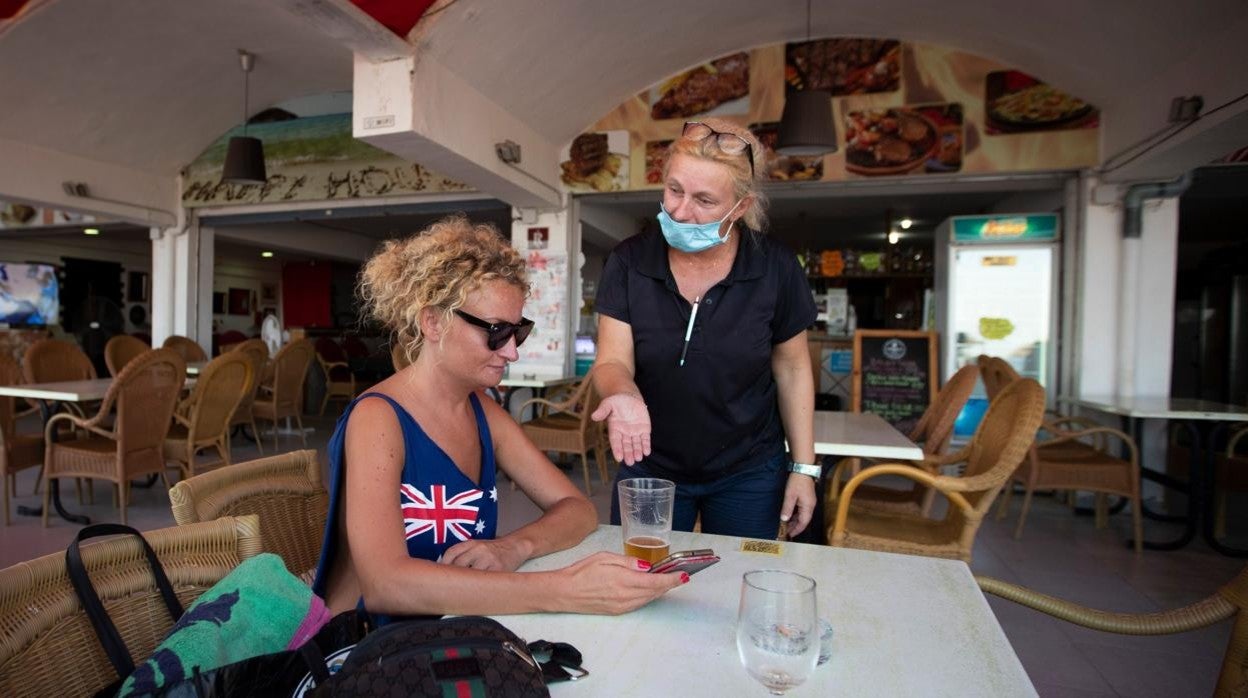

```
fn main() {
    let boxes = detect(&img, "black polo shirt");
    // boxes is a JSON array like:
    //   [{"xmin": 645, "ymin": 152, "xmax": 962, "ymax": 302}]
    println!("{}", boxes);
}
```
[{"xmin": 596, "ymin": 229, "xmax": 816, "ymax": 483}]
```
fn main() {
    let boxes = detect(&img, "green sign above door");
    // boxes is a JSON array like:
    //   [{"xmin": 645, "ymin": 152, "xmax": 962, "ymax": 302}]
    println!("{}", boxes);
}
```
[{"xmin": 952, "ymin": 213, "xmax": 1060, "ymax": 242}]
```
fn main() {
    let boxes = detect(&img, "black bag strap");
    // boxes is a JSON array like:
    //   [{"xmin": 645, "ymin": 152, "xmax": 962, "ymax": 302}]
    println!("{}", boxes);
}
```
[{"xmin": 65, "ymin": 523, "xmax": 186, "ymax": 679}]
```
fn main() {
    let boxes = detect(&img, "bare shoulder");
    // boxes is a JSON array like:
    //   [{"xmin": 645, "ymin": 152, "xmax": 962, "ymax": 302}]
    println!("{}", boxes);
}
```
[{"xmin": 344, "ymin": 393, "xmax": 405, "ymax": 454}]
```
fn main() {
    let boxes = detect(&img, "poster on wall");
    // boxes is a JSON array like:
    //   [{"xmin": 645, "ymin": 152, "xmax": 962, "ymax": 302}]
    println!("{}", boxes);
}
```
[
  {"xmin": 520, "ymin": 250, "xmax": 567, "ymax": 366},
  {"xmin": 0, "ymin": 201, "xmax": 96, "ymax": 230},
  {"xmin": 843, "ymin": 103, "xmax": 963, "ymax": 177},
  {"xmin": 785, "ymin": 39, "xmax": 901, "ymax": 95},
  {"xmin": 983, "ymin": 70, "xmax": 1098, "ymax": 134},
  {"xmin": 649, "ymin": 51, "xmax": 751, "ymax": 121},
  {"xmin": 749, "ymin": 121, "xmax": 825, "ymax": 181},
  {"xmin": 182, "ymin": 113, "xmax": 474, "ymax": 208},
  {"xmin": 560, "ymin": 130, "xmax": 630, "ymax": 192},
  {"xmin": 643, "ymin": 139, "xmax": 673, "ymax": 185}
]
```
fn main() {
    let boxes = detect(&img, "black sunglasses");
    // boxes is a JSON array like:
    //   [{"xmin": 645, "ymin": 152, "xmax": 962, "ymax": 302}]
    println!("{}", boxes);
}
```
[
  {"xmin": 682, "ymin": 121, "xmax": 755, "ymax": 178},
  {"xmin": 454, "ymin": 309, "xmax": 534, "ymax": 350}
]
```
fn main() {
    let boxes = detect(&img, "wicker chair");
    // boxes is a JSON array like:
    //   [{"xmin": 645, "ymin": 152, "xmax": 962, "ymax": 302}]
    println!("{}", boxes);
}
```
[
  {"xmin": 0, "ymin": 356, "xmax": 42, "ymax": 525},
  {"xmin": 826, "ymin": 364, "xmax": 980, "ymax": 522},
  {"xmin": 104, "ymin": 335, "xmax": 149, "ymax": 377},
  {"xmin": 40, "ymin": 348, "xmax": 186, "ymax": 525},
  {"xmin": 0, "ymin": 515, "xmax": 262, "ymax": 698},
  {"xmin": 829, "ymin": 378, "xmax": 1046, "ymax": 563},
  {"xmin": 161, "ymin": 334, "xmax": 208, "ymax": 363},
  {"xmin": 315, "ymin": 337, "xmax": 357, "ymax": 416},
  {"xmin": 977, "ymin": 567, "xmax": 1248, "ymax": 696},
  {"xmin": 980, "ymin": 356, "xmax": 1145, "ymax": 553},
  {"xmin": 170, "ymin": 449, "xmax": 327, "ymax": 581},
  {"xmin": 165, "ymin": 352, "xmax": 252, "ymax": 479},
  {"xmin": 228, "ymin": 339, "xmax": 269, "ymax": 455},
  {"xmin": 517, "ymin": 374, "xmax": 610, "ymax": 495},
  {"xmin": 253, "ymin": 340, "xmax": 315, "ymax": 450}
]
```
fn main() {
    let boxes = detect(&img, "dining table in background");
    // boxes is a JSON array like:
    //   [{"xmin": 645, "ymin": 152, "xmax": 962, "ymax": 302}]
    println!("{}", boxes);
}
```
[
  {"xmin": 0, "ymin": 378, "xmax": 114, "ymax": 524},
  {"xmin": 791, "ymin": 410, "xmax": 924, "ymax": 544},
  {"xmin": 1063, "ymin": 395, "xmax": 1248, "ymax": 556},
  {"xmin": 500, "ymin": 525, "xmax": 1035, "ymax": 697}
]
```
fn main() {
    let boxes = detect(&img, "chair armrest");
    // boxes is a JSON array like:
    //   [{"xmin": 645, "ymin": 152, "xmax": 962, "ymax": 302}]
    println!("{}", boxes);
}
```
[
  {"xmin": 916, "ymin": 443, "xmax": 972, "ymax": 472},
  {"xmin": 830, "ymin": 464, "xmax": 975, "ymax": 544},
  {"xmin": 516, "ymin": 397, "xmax": 578, "ymax": 419},
  {"xmin": 824, "ymin": 457, "xmax": 860, "ymax": 505},
  {"xmin": 1040, "ymin": 426, "xmax": 1138, "ymax": 464},
  {"xmin": 45, "ymin": 411, "xmax": 114, "ymax": 442},
  {"xmin": 1229, "ymin": 425, "xmax": 1248, "ymax": 457},
  {"xmin": 976, "ymin": 575, "xmax": 1235, "ymax": 635}
]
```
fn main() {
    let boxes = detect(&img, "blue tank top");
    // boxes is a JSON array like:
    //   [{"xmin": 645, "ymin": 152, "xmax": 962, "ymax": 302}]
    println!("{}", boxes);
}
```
[{"xmin": 311, "ymin": 392, "xmax": 499, "ymax": 624}]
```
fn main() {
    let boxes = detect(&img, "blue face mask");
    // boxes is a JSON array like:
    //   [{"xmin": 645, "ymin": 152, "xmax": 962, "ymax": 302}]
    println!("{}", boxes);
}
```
[{"xmin": 657, "ymin": 200, "xmax": 743, "ymax": 254}]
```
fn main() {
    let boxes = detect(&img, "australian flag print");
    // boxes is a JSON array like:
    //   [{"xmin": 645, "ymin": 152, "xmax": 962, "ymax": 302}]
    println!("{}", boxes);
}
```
[{"xmin": 400, "ymin": 484, "xmax": 483, "ymax": 544}]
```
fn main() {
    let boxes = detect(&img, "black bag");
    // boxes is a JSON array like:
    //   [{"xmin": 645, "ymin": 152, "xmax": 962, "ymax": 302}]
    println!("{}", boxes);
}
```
[
  {"xmin": 311, "ymin": 616, "xmax": 550, "ymax": 697},
  {"xmin": 66, "ymin": 523, "xmax": 371, "ymax": 698}
]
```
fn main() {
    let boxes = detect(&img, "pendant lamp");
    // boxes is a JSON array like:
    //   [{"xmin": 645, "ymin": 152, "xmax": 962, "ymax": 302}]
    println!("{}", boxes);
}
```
[
  {"xmin": 776, "ymin": 0, "xmax": 837, "ymax": 157},
  {"xmin": 222, "ymin": 50, "xmax": 267, "ymax": 185}
]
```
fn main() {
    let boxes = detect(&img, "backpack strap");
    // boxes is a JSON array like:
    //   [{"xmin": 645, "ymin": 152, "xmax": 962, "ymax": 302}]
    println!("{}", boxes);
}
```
[{"xmin": 65, "ymin": 523, "xmax": 186, "ymax": 678}]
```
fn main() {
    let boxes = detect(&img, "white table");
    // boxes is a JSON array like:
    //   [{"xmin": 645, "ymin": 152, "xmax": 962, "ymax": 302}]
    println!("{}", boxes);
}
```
[
  {"xmin": 0, "ymin": 378, "xmax": 113, "ymax": 402},
  {"xmin": 501, "ymin": 526, "xmax": 1035, "ymax": 697},
  {"xmin": 1062, "ymin": 395, "xmax": 1248, "ymax": 555},
  {"xmin": 813, "ymin": 411, "xmax": 923, "ymax": 461}
]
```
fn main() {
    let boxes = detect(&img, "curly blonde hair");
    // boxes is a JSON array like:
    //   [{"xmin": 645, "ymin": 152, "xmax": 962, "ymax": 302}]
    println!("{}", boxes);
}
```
[
  {"xmin": 662, "ymin": 117, "xmax": 769, "ymax": 233},
  {"xmin": 359, "ymin": 215, "xmax": 528, "ymax": 366}
]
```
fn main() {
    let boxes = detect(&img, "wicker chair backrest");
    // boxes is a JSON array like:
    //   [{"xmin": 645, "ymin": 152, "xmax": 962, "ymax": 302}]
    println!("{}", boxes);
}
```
[
  {"xmin": 184, "ymin": 352, "xmax": 252, "ymax": 443},
  {"xmin": 23, "ymin": 338, "xmax": 96, "ymax": 383},
  {"xmin": 161, "ymin": 335, "xmax": 208, "ymax": 363},
  {"xmin": 909, "ymin": 363, "xmax": 979, "ymax": 456},
  {"xmin": 104, "ymin": 335, "xmax": 150, "ymax": 377}
]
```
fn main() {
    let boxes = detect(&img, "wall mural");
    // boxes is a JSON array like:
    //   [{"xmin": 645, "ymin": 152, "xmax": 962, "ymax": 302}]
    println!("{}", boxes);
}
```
[
  {"xmin": 569, "ymin": 39, "xmax": 1099, "ymax": 193},
  {"xmin": 181, "ymin": 113, "xmax": 474, "ymax": 208}
]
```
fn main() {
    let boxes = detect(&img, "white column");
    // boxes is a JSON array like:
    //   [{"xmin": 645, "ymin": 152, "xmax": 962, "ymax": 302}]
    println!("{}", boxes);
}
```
[
  {"xmin": 150, "ymin": 227, "xmax": 177, "ymax": 345},
  {"xmin": 150, "ymin": 215, "xmax": 213, "ymax": 355}
]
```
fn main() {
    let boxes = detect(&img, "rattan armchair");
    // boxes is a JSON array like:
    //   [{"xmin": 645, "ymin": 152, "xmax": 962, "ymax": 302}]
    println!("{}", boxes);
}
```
[
  {"xmin": 977, "ymin": 568, "xmax": 1248, "ymax": 696},
  {"xmin": 41, "ymin": 348, "xmax": 186, "ymax": 525},
  {"xmin": 165, "ymin": 352, "xmax": 252, "ymax": 479},
  {"xmin": 315, "ymin": 336, "xmax": 357, "ymax": 416},
  {"xmin": 0, "ymin": 356, "xmax": 42, "ymax": 525},
  {"xmin": 826, "ymin": 364, "xmax": 980, "ymax": 522},
  {"xmin": 161, "ymin": 334, "xmax": 208, "ymax": 363},
  {"xmin": 23, "ymin": 337, "xmax": 97, "ymax": 421},
  {"xmin": 517, "ymin": 374, "xmax": 610, "ymax": 495},
  {"xmin": 228, "ymin": 339, "xmax": 269, "ymax": 455},
  {"xmin": 0, "ymin": 515, "xmax": 262, "ymax": 698},
  {"xmin": 104, "ymin": 334, "xmax": 149, "ymax": 377},
  {"xmin": 979, "ymin": 356, "xmax": 1145, "ymax": 552},
  {"xmin": 170, "ymin": 449, "xmax": 327, "ymax": 581},
  {"xmin": 253, "ymin": 339, "xmax": 315, "ymax": 450},
  {"xmin": 829, "ymin": 378, "xmax": 1046, "ymax": 563}
]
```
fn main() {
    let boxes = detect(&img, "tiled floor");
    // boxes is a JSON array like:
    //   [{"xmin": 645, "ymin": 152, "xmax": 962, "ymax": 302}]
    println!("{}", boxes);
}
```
[{"xmin": 1, "ymin": 412, "xmax": 1241, "ymax": 697}]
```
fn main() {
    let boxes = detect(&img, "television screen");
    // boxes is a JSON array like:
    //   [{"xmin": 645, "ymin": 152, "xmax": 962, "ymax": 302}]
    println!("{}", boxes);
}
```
[{"xmin": 0, "ymin": 262, "xmax": 58, "ymax": 326}]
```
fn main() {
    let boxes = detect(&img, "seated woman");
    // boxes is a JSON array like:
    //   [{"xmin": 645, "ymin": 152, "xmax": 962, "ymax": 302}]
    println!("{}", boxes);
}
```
[{"xmin": 312, "ymin": 215, "xmax": 684, "ymax": 623}]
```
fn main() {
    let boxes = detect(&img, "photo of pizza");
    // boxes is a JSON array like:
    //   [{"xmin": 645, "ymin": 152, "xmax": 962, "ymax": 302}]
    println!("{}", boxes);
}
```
[
  {"xmin": 644, "ymin": 140, "xmax": 673, "ymax": 185},
  {"xmin": 984, "ymin": 71, "xmax": 1098, "ymax": 134}
]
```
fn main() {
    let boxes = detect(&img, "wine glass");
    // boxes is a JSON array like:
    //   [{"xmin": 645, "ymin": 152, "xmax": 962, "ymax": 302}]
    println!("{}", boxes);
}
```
[{"xmin": 736, "ymin": 570, "xmax": 819, "ymax": 694}]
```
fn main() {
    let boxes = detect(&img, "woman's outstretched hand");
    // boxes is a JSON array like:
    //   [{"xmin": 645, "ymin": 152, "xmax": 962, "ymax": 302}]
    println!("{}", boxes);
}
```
[{"xmin": 591, "ymin": 393, "xmax": 652, "ymax": 465}]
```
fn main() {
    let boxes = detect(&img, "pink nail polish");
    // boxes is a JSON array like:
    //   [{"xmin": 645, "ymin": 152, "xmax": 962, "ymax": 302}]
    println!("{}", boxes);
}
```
[
  {"xmin": 637, "ymin": 560, "xmax": 651, "ymax": 571},
  {"xmin": 680, "ymin": 572, "xmax": 690, "ymax": 584}
]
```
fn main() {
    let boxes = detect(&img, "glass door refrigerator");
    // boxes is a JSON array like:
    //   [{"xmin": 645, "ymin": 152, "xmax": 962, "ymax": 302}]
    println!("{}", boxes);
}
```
[{"xmin": 934, "ymin": 213, "xmax": 1060, "ymax": 404}]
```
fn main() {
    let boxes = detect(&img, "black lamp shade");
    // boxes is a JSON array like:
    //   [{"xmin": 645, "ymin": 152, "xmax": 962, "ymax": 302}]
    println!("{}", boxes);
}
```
[
  {"xmin": 222, "ymin": 136, "xmax": 267, "ymax": 185},
  {"xmin": 776, "ymin": 90, "xmax": 838, "ymax": 157}
]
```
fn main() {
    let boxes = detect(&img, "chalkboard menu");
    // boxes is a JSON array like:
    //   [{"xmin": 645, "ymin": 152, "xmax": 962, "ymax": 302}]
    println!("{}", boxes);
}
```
[{"xmin": 851, "ymin": 330, "xmax": 938, "ymax": 435}]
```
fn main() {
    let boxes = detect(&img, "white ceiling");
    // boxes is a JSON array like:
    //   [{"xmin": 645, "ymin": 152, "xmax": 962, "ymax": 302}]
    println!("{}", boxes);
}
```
[{"xmin": 0, "ymin": 0, "xmax": 1244, "ymax": 202}]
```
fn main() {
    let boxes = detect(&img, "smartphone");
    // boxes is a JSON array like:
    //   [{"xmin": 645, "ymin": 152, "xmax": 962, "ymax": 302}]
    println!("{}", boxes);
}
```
[{"xmin": 649, "ymin": 549, "xmax": 720, "ymax": 576}]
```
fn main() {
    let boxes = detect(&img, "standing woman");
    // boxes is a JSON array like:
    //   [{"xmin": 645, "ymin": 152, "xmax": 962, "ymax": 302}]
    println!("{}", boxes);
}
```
[
  {"xmin": 592, "ymin": 118, "xmax": 819, "ymax": 540},
  {"xmin": 312, "ymin": 216, "xmax": 683, "ymax": 624}
]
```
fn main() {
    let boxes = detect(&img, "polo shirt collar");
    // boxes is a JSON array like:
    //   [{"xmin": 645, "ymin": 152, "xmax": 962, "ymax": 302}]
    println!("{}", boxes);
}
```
[{"xmin": 635, "ymin": 228, "xmax": 768, "ymax": 284}]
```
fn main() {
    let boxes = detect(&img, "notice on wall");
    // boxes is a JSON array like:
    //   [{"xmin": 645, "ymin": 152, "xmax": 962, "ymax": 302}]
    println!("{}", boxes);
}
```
[
  {"xmin": 852, "ymin": 330, "xmax": 938, "ymax": 435},
  {"xmin": 518, "ymin": 249, "xmax": 568, "ymax": 368}
]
